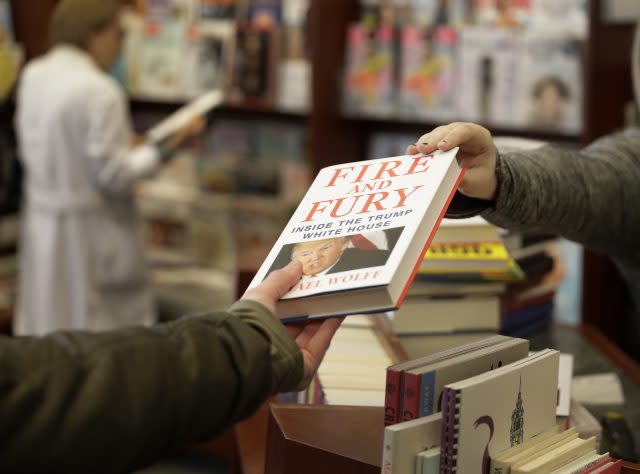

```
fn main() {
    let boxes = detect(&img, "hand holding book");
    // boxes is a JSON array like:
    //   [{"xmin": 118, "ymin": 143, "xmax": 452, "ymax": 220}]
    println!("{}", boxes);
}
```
[
  {"xmin": 407, "ymin": 122, "xmax": 498, "ymax": 201},
  {"xmin": 242, "ymin": 261, "xmax": 343, "ymax": 390}
]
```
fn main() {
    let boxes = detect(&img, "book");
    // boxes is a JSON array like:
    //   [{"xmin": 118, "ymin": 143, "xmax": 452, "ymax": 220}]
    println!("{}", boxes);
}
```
[
  {"xmin": 392, "ymin": 295, "xmax": 500, "ymax": 335},
  {"xmin": 550, "ymin": 452, "xmax": 610, "ymax": 474},
  {"xmin": 416, "ymin": 447, "xmax": 440, "ymax": 474},
  {"xmin": 421, "ymin": 241, "xmax": 512, "ymax": 273},
  {"xmin": 398, "ymin": 331, "xmax": 502, "ymax": 360},
  {"xmin": 516, "ymin": 31, "xmax": 584, "ymax": 134},
  {"xmin": 433, "ymin": 216, "xmax": 501, "ymax": 245},
  {"xmin": 228, "ymin": 25, "xmax": 278, "ymax": 106},
  {"xmin": 247, "ymin": 149, "xmax": 464, "ymax": 321},
  {"xmin": 440, "ymin": 349, "xmax": 560, "ymax": 474},
  {"xmin": 385, "ymin": 334, "xmax": 512, "ymax": 425},
  {"xmin": 511, "ymin": 436, "xmax": 597, "ymax": 473},
  {"xmin": 400, "ymin": 337, "xmax": 529, "ymax": 421},
  {"xmin": 490, "ymin": 424, "xmax": 568, "ymax": 474},
  {"xmin": 147, "ymin": 90, "xmax": 224, "ymax": 144},
  {"xmin": 381, "ymin": 412, "xmax": 441, "ymax": 474}
]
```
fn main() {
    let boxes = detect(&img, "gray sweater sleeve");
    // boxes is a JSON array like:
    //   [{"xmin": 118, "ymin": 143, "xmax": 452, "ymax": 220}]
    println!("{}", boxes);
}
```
[{"xmin": 447, "ymin": 127, "xmax": 640, "ymax": 263}]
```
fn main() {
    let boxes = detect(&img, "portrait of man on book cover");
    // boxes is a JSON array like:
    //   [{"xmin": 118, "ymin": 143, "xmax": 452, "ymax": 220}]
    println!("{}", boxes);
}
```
[{"xmin": 266, "ymin": 227, "xmax": 403, "ymax": 279}]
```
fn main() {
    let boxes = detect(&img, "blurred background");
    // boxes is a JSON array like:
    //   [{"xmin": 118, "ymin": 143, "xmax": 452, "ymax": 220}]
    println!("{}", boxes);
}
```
[{"xmin": 0, "ymin": 0, "xmax": 639, "ymax": 381}]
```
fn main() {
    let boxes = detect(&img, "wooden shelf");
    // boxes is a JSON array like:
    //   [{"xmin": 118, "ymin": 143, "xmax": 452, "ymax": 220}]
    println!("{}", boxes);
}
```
[
  {"xmin": 129, "ymin": 97, "xmax": 309, "ymax": 122},
  {"xmin": 342, "ymin": 113, "xmax": 583, "ymax": 144}
]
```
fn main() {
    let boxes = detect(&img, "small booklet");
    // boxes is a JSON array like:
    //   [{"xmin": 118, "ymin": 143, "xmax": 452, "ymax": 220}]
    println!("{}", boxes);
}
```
[
  {"xmin": 146, "ymin": 90, "xmax": 224, "ymax": 144},
  {"xmin": 247, "ymin": 149, "xmax": 464, "ymax": 321}
]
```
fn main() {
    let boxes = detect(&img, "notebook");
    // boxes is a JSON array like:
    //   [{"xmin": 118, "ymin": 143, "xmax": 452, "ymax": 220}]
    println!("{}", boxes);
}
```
[{"xmin": 440, "ymin": 349, "xmax": 560, "ymax": 473}]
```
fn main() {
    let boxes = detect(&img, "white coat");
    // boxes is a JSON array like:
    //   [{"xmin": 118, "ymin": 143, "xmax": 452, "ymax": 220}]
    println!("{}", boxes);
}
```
[{"xmin": 14, "ymin": 45, "xmax": 162, "ymax": 335}]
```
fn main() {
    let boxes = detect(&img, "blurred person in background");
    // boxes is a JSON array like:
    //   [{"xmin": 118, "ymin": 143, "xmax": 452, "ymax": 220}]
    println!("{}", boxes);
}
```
[{"xmin": 14, "ymin": 0, "xmax": 203, "ymax": 335}]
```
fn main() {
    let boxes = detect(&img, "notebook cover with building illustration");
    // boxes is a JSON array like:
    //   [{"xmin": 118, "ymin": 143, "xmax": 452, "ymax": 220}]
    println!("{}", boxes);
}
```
[{"xmin": 440, "ymin": 349, "xmax": 559, "ymax": 474}]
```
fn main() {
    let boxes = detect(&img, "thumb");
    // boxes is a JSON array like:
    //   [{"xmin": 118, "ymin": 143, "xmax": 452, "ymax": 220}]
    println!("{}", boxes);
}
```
[
  {"xmin": 262, "ymin": 261, "xmax": 303, "ymax": 299},
  {"xmin": 242, "ymin": 261, "xmax": 303, "ymax": 312}
]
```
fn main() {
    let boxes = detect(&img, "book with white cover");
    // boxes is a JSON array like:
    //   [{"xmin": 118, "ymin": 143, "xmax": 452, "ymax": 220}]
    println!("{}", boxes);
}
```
[
  {"xmin": 247, "ymin": 149, "xmax": 464, "ymax": 321},
  {"xmin": 147, "ymin": 90, "xmax": 224, "ymax": 144},
  {"xmin": 381, "ymin": 413, "xmax": 441, "ymax": 474},
  {"xmin": 440, "ymin": 349, "xmax": 560, "ymax": 474}
]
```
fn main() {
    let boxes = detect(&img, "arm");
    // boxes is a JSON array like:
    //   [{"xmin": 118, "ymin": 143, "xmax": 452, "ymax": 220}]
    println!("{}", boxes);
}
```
[
  {"xmin": 84, "ymin": 84, "xmax": 203, "ymax": 196},
  {"xmin": 0, "ymin": 302, "xmax": 302, "ymax": 473},
  {"xmin": 408, "ymin": 124, "xmax": 640, "ymax": 262}
]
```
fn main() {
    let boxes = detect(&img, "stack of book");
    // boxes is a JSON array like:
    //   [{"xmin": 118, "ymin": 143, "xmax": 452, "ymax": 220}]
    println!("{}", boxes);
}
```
[
  {"xmin": 342, "ymin": 0, "xmax": 586, "ymax": 135},
  {"xmin": 382, "ymin": 338, "xmax": 618, "ymax": 474},
  {"xmin": 392, "ymin": 217, "xmax": 518, "ymax": 358},
  {"xmin": 122, "ymin": 0, "xmax": 311, "ymax": 112}
]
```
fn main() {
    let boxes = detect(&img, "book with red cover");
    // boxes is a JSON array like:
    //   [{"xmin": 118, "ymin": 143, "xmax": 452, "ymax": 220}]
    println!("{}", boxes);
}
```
[{"xmin": 247, "ymin": 149, "xmax": 463, "ymax": 321}]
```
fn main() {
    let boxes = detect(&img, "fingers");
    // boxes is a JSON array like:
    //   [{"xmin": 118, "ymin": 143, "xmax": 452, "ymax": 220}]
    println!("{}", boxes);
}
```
[
  {"xmin": 242, "ymin": 261, "xmax": 302, "ymax": 312},
  {"xmin": 249, "ymin": 261, "xmax": 302, "ymax": 300},
  {"xmin": 302, "ymin": 317, "xmax": 343, "ymax": 361},
  {"xmin": 415, "ymin": 123, "xmax": 459, "ymax": 155}
]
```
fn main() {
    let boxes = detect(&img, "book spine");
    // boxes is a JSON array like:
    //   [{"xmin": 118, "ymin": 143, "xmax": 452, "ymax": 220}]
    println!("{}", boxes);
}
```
[
  {"xmin": 402, "ymin": 372, "xmax": 421, "ymax": 422},
  {"xmin": 439, "ymin": 388, "xmax": 459, "ymax": 474},
  {"xmin": 419, "ymin": 371, "xmax": 437, "ymax": 417},
  {"xmin": 384, "ymin": 368, "xmax": 402, "ymax": 426},
  {"xmin": 490, "ymin": 458, "xmax": 510, "ymax": 474},
  {"xmin": 381, "ymin": 426, "xmax": 395, "ymax": 474}
]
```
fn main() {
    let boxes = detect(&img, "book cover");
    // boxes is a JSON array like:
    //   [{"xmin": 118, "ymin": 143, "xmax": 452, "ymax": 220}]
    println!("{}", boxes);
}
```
[
  {"xmin": 228, "ymin": 25, "xmax": 278, "ymax": 106},
  {"xmin": 516, "ymin": 31, "xmax": 584, "ymax": 134},
  {"xmin": 399, "ymin": 26, "xmax": 457, "ymax": 122},
  {"xmin": 247, "ymin": 149, "xmax": 464, "ymax": 321},
  {"xmin": 441, "ymin": 349, "xmax": 560, "ymax": 474},
  {"xmin": 381, "ymin": 412, "xmax": 441, "ymax": 474},
  {"xmin": 401, "ymin": 338, "xmax": 529, "ymax": 421},
  {"xmin": 385, "ymin": 335, "xmax": 512, "ymax": 426}
]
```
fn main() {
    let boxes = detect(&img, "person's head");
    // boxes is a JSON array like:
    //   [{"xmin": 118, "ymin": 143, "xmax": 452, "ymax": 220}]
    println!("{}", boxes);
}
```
[
  {"xmin": 291, "ymin": 237, "xmax": 349, "ymax": 276},
  {"xmin": 532, "ymin": 76, "xmax": 570, "ymax": 122},
  {"xmin": 50, "ymin": 0, "xmax": 123, "ymax": 71}
]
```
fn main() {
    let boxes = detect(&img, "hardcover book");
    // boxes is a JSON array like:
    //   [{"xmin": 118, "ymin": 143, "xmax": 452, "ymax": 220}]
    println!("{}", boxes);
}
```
[{"xmin": 247, "ymin": 149, "xmax": 464, "ymax": 321}]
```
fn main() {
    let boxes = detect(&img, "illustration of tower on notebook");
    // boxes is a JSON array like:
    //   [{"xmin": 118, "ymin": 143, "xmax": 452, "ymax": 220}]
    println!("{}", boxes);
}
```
[{"xmin": 510, "ymin": 376, "xmax": 524, "ymax": 447}]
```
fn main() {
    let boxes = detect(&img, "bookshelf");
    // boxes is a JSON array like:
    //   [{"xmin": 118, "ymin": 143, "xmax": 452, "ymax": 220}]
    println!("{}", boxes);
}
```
[{"xmin": 6, "ymin": 0, "xmax": 637, "ymax": 349}]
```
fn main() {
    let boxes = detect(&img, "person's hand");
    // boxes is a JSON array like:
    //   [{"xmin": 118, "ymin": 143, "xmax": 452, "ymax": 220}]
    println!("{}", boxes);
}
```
[
  {"xmin": 285, "ymin": 318, "xmax": 343, "ymax": 390},
  {"xmin": 406, "ymin": 122, "xmax": 498, "ymax": 201},
  {"xmin": 242, "ymin": 261, "xmax": 344, "ymax": 390},
  {"xmin": 166, "ymin": 115, "xmax": 206, "ymax": 151}
]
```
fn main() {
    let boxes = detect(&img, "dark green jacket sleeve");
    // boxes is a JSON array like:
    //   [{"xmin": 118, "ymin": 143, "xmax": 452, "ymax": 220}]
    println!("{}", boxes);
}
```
[{"xmin": 0, "ymin": 300, "xmax": 303, "ymax": 474}]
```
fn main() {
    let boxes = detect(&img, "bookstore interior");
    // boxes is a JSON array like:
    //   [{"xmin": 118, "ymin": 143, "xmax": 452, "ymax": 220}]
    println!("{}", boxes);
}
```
[{"xmin": 1, "ymin": 0, "xmax": 640, "ymax": 473}]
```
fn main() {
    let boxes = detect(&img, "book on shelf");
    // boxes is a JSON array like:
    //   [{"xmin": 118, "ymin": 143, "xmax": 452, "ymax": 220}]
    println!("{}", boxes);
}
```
[
  {"xmin": 416, "ymin": 446, "xmax": 440, "ymax": 474},
  {"xmin": 384, "ymin": 334, "xmax": 515, "ymax": 426},
  {"xmin": 397, "ymin": 337, "xmax": 529, "ymax": 423},
  {"xmin": 381, "ymin": 412, "xmax": 441, "ymax": 474},
  {"xmin": 228, "ymin": 24, "xmax": 278, "ymax": 106},
  {"xmin": 392, "ymin": 295, "xmax": 500, "ymax": 335},
  {"xmin": 434, "ymin": 216, "xmax": 501, "ymax": 245},
  {"xmin": 490, "ymin": 425, "xmax": 575, "ymax": 473},
  {"xmin": 421, "ymin": 241, "xmax": 512, "ymax": 273},
  {"xmin": 246, "ymin": 148, "xmax": 464, "ymax": 321},
  {"xmin": 440, "ymin": 349, "xmax": 560, "ymax": 474}
]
